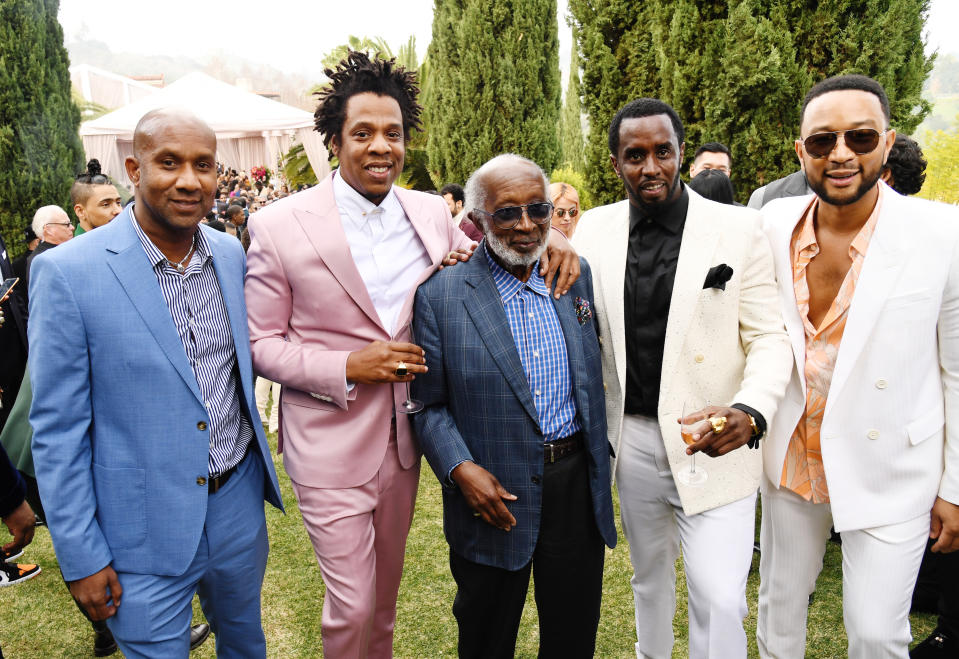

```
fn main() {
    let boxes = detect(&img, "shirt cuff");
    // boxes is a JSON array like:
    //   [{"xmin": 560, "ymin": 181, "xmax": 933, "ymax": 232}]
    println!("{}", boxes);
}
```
[
  {"xmin": 447, "ymin": 459, "xmax": 470, "ymax": 488},
  {"xmin": 731, "ymin": 403, "xmax": 766, "ymax": 449}
]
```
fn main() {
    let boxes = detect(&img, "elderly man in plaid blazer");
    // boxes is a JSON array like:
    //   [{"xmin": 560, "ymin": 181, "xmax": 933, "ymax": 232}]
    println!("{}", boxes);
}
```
[{"xmin": 411, "ymin": 154, "xmax": 616, "ymax": 659}]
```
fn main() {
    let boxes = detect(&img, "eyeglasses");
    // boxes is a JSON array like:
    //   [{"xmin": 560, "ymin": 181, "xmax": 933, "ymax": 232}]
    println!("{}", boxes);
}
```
[
  {"xmin": 45, "ymin": 222, "xmax": 73, "ymax": 229},
  {"xmin": 473, "ymin": 202, "xmax": 554, "ymax": 229},
  {"xmin": 553, "ymin": 207, "xmax": 578, "ymax": 219},
  {"xmin": 800, "ymin": 129, "xmax": 885, "ymax": 159}
]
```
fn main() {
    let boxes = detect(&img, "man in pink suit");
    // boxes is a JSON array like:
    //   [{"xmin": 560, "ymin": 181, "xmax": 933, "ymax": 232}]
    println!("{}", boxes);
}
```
[{"xmin": 244, "ymin": 52, "xmax": 579, "ymax": 658}]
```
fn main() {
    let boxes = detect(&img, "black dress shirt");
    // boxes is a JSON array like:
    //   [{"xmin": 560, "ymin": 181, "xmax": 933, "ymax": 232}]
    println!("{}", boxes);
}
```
[{"xmin": 624, "ymin": 186, "xmax": 689, "ymax": 416}]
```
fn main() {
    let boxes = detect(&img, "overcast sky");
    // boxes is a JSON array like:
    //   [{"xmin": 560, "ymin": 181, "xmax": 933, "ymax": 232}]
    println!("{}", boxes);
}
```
[{"xmin": 58, "ymin": 0, "xmax": 957, "ymax": 84}]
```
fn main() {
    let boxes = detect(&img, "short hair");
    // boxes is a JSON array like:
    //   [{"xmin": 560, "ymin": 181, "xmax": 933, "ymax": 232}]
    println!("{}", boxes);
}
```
[
  {"xmin": 314, "ymin": 50, "xmax": 422, "ymax": 158},
  {"xmin": 884, "ymin": 134, "xmax": 927, "ymax": 196},
  {"xmin": 608, "ymin": 98, "xmax": 685, "ymax": 155},
  {"xmin": 688, "ymin": 169, "xmax": 736, "ymax": 205},
  {"xmin": 800, "ymin": 74, "xmax": 891, "ymax": 129},
  {"xmin": 32, "ymin": 205, "xmax": 70, "ymax": 237},
  {"xmin": 206, "ymin": 219, "xmax": 226, "ymax": 232},
  {"xmin": 693, "ymin": 142, "xmax": 731, "ymax": 165},
  {"xmin": 440, "ymin": 183, "xmax": 464, "ymax": 204},
  {"xmin": 70, "ymin": 159, "xmax": 113, "ymax": 206},
  {"xmin": 464, "ymin": 154, "xmax": 549, "ymax": 214},
  {"xmin": 226, "ymin": 204, "xmax": 245, "ymax": 220}
]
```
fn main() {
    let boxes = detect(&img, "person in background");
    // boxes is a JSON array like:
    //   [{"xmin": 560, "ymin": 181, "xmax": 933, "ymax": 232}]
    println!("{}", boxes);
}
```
[
  {"xmin": 882, "ymin": 134, "xmax": 926, "ymax": 196},
  {"xmin": 549, "ymin": 181, "xmax": 582, "ymax": 238},
  {"xmin": 689, "ymin": 168, "xmax": 736, "ymax": 205},
  {"xmin": 11, "ymin": 226, "xmax": 39, "ymax": 285},
  {"xmin": 23, "ymin": 206, "xmax": 73, "ymax": 304},
  {"xmin": 689, "ymin": 141, "xmax": 732, "ymax": 178},
  {"xmin": 71, "ymin": 160, "xmax": 123, "ymax": 236}
]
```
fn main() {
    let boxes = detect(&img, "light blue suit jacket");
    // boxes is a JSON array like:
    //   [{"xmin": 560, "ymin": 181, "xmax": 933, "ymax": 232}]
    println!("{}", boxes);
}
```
[{"xmin": 29, "ymin": 208, "xmax": 282, "ymax": 582}]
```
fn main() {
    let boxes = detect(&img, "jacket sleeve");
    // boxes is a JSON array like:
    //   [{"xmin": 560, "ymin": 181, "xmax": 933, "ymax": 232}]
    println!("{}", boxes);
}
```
[
  {"xmin": 244, "ymin": 215, "xmax": 355, "ymax": 409},
  {"xmin": 0, "ymin": 443, "xmax": 25, "ymax": 519},
  {"xmin": 938, "ymin": 234, "xmax": 959, "ymax": 505}
]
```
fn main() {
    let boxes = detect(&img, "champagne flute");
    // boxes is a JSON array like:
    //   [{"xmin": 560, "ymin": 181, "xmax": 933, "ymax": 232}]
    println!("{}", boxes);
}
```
[
  {"xmin": 398, "ymin": 318, "xmax": 424, "ymax": 415},
  {"xmin": 678, "ymin": 398, "xmax": 709, "ymax": 485}
]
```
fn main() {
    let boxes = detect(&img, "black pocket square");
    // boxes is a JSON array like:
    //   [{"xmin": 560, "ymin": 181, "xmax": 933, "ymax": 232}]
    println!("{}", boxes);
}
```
[{"xmin": 703, "ymin": 264, "xmax": 734, "ymax": 290}]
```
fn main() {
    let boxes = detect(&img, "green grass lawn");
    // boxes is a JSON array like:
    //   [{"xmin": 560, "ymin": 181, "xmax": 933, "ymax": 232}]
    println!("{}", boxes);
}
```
[{"xmin": 3, "ymin": 433, "xmax": 937, "ymax": 657}]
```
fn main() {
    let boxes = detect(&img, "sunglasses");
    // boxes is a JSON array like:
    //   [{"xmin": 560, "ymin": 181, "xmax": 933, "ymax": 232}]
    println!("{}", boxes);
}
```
[
  {"xmin": 800, "ymin": 129, "xmax": 885, "ymax": 159},
  {"xmin": 553, "ymin": 207, "xmax": 578, "ymax": 219},
  {"xmin": 474, "ymin": 202, "xmax": 554, "ymax": 229}
]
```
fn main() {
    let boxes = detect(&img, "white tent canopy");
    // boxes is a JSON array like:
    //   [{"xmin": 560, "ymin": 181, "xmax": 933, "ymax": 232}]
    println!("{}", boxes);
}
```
[
  {"xmin": 71, "ymin": 64, "xmax": 159, "ymax": 109},
  {"xmin": 80, "ymin": 71, "xmax": 329, "ymax": 187}
]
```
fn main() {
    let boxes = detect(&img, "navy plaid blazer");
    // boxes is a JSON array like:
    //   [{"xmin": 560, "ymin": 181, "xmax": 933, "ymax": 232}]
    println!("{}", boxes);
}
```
[{"xmin": 411, "ymin": 246, "xmax": 616, "ymax": 570}]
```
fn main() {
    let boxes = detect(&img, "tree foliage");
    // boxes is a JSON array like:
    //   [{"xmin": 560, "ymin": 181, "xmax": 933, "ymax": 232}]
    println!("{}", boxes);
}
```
[
  {"xmin": 569, "ymin": 0, "xmax": 935, "ymax": 205},
  {"xmin": 424, "ymin": 0, "xmax": 562, "ymax": 187},
  {"xmin": 559, "ymin": 38, "xmax": 586, "ymax": 173},
  {"xmin": 917, "ymin": 125, "xmax": 959, "ymax": 205},
  {"xmin": 0, "ymin": 0, "xmax": 84, "ymax": 258}
]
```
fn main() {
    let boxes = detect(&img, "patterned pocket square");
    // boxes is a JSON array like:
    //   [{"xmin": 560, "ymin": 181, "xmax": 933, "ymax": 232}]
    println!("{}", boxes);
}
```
[
  {"xmin": 575, "ymin": 297, "xmax": 593, "ymax": 325},
  {"xmin": 703, "ymin": 264, "xmax": 734, "ymax": 291}
]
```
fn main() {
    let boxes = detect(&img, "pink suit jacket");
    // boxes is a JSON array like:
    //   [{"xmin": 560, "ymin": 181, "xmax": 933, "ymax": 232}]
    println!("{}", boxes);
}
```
[{"xmin": 244, "ymin": 174, "xmax": 474, "ymax": 489}]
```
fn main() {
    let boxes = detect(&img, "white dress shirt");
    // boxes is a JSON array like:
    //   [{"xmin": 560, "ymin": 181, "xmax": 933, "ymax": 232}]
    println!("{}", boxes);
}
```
[{"xmin": 333, "ymin": 171, "xmax": 430, "ymax": 336}]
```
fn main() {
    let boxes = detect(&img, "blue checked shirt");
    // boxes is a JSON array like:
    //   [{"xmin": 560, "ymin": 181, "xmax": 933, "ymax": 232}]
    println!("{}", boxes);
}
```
[
  {"xmin": 486, "ymin": 246, "xmax": 580, "ymax": 441},
  {"xmin": 132, "ymin": 215, "xmax": 253, "ymax": 476}
]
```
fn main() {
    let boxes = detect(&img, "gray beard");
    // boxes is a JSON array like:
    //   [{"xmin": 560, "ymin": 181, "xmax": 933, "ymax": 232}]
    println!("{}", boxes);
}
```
[{"xmin": 485, "ymin": 230, "xmax": 548, "ymax": 271}]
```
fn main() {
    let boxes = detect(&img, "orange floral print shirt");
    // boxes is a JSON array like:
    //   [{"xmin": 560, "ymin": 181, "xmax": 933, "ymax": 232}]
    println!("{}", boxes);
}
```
[{"xmin": 781, "ymin": 188, "xmax": 883, "ymax": 502}]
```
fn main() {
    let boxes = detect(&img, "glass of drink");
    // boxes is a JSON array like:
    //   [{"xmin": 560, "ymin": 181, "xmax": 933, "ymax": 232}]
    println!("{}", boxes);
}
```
[
  {"xmin": 678, "ymin": 398, "xmax": 709, "ymax": 485},
  {"xmin": 398, "ymin": 319, "xmax": 424, "ymax": 415}
]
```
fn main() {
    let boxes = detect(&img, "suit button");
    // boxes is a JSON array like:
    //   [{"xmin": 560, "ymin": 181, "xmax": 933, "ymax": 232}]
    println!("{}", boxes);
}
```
[
  {"xmin": 197, "ymin": 421, "xmax": 207, "ymax": 431},
  {"xmin": 598, "ymin": 337, "xmax": 603, "ymax": 346},
  {"xmin": 531, "ymin": 476, "xmax": 541, "ymax": 485},
  {"xmin": 867, "ymin": 429, "xmax": 880, "ymax": 440},
  {"xmin": 875, "ymin": 379, "xmax": 888, "ymax": 389},
  {"xmin": 197, "ymin": 476, "xmax": 207, "ymax": 486},
  {"xmin": 603, "ymin": 382, "xmax": 608, "ymax": 392},
  {"xmin": 694, "ymin": 354, "xmax": 705, "ymax": 363}
]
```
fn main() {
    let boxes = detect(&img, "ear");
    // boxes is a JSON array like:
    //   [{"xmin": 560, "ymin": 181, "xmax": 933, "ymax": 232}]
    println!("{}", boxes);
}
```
[
  {"xmin": 330, "ymin": 133, "xmax": 340, "ymax": 158},
  {"xmin": 794, "ymin": 139, "xmax": 805, "ymax": 167},
  {"xmin": 468, "ymin": 210, "xmax": 484, "ymax": 233},
  {"xmin": 73, "ymin": 203, "xmax": 85, "ymax": 221},
  {"xmin": 678, "ymin": 141, "xmax": 685, "ymax": 163},
  {"xmin": 124, "ymin": 156, "xmax": 141, "ymax": 187},
  {"xmin": 609, "ymin": 153, "xmax": 621, "ymax": 178},
  {"xmin": 881, "ymin": 128, "xmax": 897, "ymax": 166}
]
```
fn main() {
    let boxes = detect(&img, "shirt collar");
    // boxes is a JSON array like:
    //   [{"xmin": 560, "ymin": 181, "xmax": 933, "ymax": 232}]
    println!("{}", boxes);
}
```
[
  {"xmin": 628, "ymin": 183, "xmax": 688, "ymax": 235},
  {"xmin": 332, "ymin": 169, "xmax": 400, "ymax": 227},
  {"xmin": 485, "ymin": 243, "xmax": 549, "ymax": 302},
  {"xmin": 130, "ymin": 207, "xmax": 212, "ymax": 269},
  {"xmin": 795, "ymin": 184, "xmax": 884, "ymax": 259}
]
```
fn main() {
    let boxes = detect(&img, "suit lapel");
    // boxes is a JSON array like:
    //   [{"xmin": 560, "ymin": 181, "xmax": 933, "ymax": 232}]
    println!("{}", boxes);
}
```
[
  {"xmin": 291, "ymin": 177, "xmax": 386, "ymax": 334},
  {"xmin": 661, "ymin": 193, "xmax": 720, "ymax": 396},
  {"xmin": 600, "ymin": 201, "xmax": 630, "ymax": 393},
  {"xmin": 208, "ymin": 236, "xmax": 254, "ymax": 396},
  {"xmin": 825, "ymin": 192, "xmax": 906, "ymax": 416},
  {"xmin": 552, "ymin": 286, "xmax": 590, "ymax": 431},
  {"xmin": 768, "ymin": 198, "xmax": 811, "ymax": 388},
  {"xmin": 393, "ymin": 188, "xmax": 447, "ymax": 338},
  {"xmin": 464, "ymin": 249, "xmax": 540, "ymax": 426},
  {"xmin": 105, "ymin": 214, "xmax": 205, "ymax": 405}
]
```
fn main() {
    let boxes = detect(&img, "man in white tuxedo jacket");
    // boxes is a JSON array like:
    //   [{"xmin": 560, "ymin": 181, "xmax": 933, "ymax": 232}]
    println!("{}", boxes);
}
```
[
  {"xmin": 756, "ymin": 74, "xmax": 959, "ymax": 659},
  {"xmin": 573, "ymin": 98, "xmax": 792, "ymax": 659}
]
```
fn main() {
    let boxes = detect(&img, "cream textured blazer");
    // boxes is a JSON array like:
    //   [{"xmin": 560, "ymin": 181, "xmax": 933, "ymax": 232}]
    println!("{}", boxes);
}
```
[
  {"xmin": 573, "ymin": 189, "xmax": 792, "ymax": 515},
  {"xmin": 761, "ymin": 183, "xmax": 959, "ymax": 532}
]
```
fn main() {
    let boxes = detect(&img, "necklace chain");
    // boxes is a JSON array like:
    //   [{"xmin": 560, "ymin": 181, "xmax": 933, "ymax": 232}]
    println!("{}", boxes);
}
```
[{"xmin": 167, "ymin": 235, "xmax": 196, "ymax": 274}]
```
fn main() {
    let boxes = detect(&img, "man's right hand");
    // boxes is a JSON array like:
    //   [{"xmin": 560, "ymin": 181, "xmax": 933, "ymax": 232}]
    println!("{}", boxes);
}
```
[
  {"xmin": 345, "ymin": 340, "xmax": 428, "ymax": 384},
  {"xmin": 69, "ymin": 565, "xmax": 122, "ymax": 621},
  {"xmin": 451, "ymin": 461, "xmax": 517, "ymax": 531}
]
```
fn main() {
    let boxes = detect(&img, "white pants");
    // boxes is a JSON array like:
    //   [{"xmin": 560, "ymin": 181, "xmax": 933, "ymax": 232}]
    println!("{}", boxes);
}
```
[
  {"xmin": 254, "ymin": 376, "xmax": 280, "ymax": 434},
  {"xmin": 757, "ymin": 476, "xmax": 929, "ymax": 659},
  {"xmin": 617, "ymin": 415, "xmax": 757, "ymax": 659}
]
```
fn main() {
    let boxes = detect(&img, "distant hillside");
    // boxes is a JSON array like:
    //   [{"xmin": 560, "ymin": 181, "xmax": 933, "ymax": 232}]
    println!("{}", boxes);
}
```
[
  {"xmin": 66, "ymin": 38, "xmax": 319, "ymax": 111},
  {"xmin": 917, "ymin": 53, "xmax": 959, "ymax": 135}
]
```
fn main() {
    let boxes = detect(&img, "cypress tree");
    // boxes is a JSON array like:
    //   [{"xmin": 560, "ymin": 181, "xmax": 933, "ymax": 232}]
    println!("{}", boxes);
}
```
[
  {"xmin": 424, "ymin": 0, "xmax": 562, "ymax": 187},
  {"xmin": 570, "ymin": 0, "xmax": 934, "ymax": 205},
  {"xmin": 559, "ymin": 40, "xmax": 586, "ymax": 172},
  {"xmin": 0, "ymin": 0, "xmax": 84, "ymax": 258}
]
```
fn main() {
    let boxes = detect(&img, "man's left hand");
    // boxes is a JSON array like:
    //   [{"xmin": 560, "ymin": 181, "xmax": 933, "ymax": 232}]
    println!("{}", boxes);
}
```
[
  {"xmin": 930, "ymin": 497, "xmax": 959, "ymax": 553},
  {"xmin": 438, "ymin": 244, "xmax": 477, "ymax": 269},
  {"xmin": 2, "ymin": 500, "xmax": 37, "ymax": 554},
  {"xmin": 680, "ymin": 406, "xmax": 753, "ymax": 457},
  {"xmin": 540, "ymin": 228, "xmax": 580, "ymax": 299}
]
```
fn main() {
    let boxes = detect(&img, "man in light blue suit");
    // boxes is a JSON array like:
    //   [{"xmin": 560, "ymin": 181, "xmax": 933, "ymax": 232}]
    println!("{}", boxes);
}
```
[
  {"xmin": 412, "ymin": 154, "xmax": 616, "ymax": 658},
  {"xmin": 29, "ymin": 108, "xmax": 282, "ymax": 658}
]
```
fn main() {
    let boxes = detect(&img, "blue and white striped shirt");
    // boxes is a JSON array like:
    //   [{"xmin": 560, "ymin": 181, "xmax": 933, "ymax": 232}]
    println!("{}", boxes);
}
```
[
  {"xmin": 486, "ymin": 246, "xmax": 580, "ymax": 441},
  {"xmin": 132, "ymin": 214, "xmax": 253, "ymax": 476}
]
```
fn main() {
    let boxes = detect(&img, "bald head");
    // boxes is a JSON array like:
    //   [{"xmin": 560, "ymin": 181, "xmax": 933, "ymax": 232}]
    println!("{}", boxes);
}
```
[{"xmin": 133, "ymin": 108, "xmax": 216, "ymax": 159}]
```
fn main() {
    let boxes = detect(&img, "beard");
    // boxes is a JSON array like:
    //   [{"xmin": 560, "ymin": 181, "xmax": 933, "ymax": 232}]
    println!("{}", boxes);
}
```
[
  {"xmin": 625, "ymin": 169, "xmax": 683, "ymax": 211},
  {"xmin": 809, "ymin": 165, "xmax": 882, "ymax": 206},
  {"xmin": 485, "ymin": 229, "xmax": 548, "ymax": 270}
]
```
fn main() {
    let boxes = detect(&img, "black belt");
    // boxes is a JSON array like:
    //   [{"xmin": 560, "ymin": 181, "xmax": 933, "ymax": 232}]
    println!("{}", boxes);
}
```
[
  {"xmin": 209, "ymin": 448, "xmax": 249, "ymax": 494},
  {"xmin": 544, "ymin": 432, "xmax": 584, "ymax": 464}
]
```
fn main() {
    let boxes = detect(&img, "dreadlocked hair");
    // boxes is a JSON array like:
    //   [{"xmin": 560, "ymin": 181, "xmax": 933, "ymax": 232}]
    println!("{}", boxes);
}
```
[{"xmin": 313, "ymin": 50, "xmax": 422, "ymax": 160}]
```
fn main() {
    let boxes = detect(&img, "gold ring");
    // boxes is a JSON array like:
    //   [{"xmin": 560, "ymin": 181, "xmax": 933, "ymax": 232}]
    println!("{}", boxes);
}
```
[
  {"xmin": 709, "ymin": 416, "xmax": 728, "ymax": 434},
  {"xmin": 394, "ymin": 361, "xmax": 408, "ymax": 377}
]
